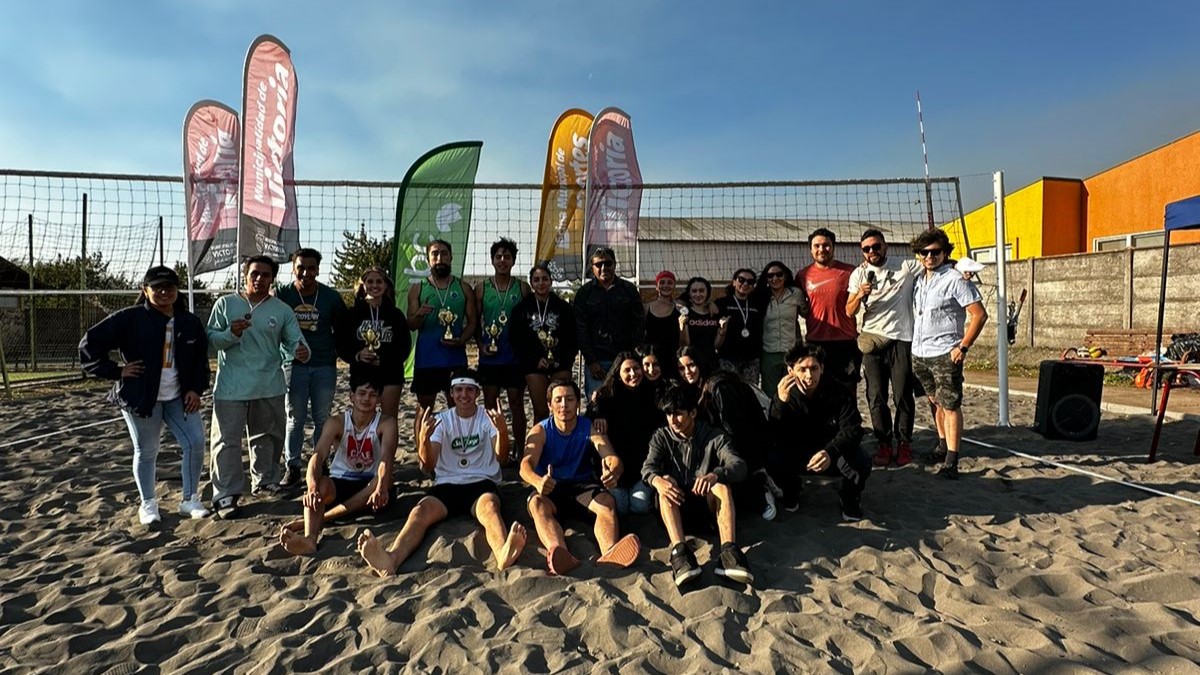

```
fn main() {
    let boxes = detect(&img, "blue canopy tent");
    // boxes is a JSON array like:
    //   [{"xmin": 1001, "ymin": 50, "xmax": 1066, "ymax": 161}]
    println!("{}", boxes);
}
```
[{"xmin": 1153, "ymin": 195, "xmax": 1200, "ymax": 412}]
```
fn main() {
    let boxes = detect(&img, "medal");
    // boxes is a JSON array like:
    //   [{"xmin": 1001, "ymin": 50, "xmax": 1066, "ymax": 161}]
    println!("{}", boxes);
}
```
[
  {"xmin": 459, "ymin": 458, "xmax": 469, "ymax": 468},
  {"xmin": 741, "ymin": 328, "xmax": 750, "ymax": 338}
]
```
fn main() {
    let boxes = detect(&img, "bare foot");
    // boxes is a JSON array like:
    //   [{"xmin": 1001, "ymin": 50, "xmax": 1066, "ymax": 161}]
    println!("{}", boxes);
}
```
[
  {"xmin": 356, "ymin": 529, "xmax": 395, "ymax": 578},
  {"xmin": 279, "ymin": 526, "xmax": 317, "ymax": 556},
  {"xmin": 494, "ymin": 522, "xmax": 527, "ymax": 571},
  {"xmin": 282, "ymin": 518, "xmax": 304, "ymax": 533}
]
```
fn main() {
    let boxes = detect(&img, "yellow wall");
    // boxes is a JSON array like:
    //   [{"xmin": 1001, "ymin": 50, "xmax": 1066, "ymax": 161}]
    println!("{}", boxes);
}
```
[{"xmin": 946, "ymin": 179, "xmax": 1079, "ymax": 260}]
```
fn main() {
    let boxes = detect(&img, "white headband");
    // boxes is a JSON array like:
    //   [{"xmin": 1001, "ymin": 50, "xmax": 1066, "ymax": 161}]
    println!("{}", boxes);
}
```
[{"xmin": 450, "ymin": 376, "xmax": 480, "ymax": 389}]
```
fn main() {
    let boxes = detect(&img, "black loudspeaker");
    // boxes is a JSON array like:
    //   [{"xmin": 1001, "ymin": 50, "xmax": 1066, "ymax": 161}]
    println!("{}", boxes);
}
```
[{"xmin": 1034, "ymin": 360, "xmax": 1103, "ymax": 440}]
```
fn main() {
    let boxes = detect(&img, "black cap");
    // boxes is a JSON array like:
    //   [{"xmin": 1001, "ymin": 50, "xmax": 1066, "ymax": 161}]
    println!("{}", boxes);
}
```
[{"xmin": 143, "ymin": 266, "xmax": 180, "ymax": 287}]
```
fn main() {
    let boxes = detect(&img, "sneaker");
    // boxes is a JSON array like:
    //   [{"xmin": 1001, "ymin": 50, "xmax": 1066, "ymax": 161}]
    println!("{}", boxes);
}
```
[
  {"xmin": 839, "ymin": 489, "xmax": 864, "ymax": 522},
  {"xmin": 179, "ymin": 496, "xmax": 210, "ymax": 519},
  {"xmin": 761, "ymin": 471, "xmax": 784, "ymax": 499},
  {"xmin": 252, "ymin": 483, "xmax": 285, "ymax": 497},
  {"xmin": 669, "ymin": 543, "xmax": 702, "ymax": 587},
  {"xmin": 895, "ymin": 442, "xmax": 914, "ymax": 467},
  {"xmin": 762, "ymin": 490, "xmax": 777, "ymax": 522},
  {"xmin": 872, "ymin": 443, "xmax": 894, "ymax": 467},
  {"xmin": 213, "ymin": 495, "xmax": 241, "ymax": 520},
  {"xmin": 138, "ymin": 499, "xmax": 161, "ymax": 525},
  {"xmin": 919, "ymin": 447, "xmax": 948, "ymax": 465},
  {"xmin": 280, "ymin": 465, "xmax": 303, "ymax": 488},
  {"xmin": 937, "ymin": 463, "xmax": 959, "ymax": 480},
  {"xmin": 714, "ymin": 543, "xmax": 754, "ymax": 585}
]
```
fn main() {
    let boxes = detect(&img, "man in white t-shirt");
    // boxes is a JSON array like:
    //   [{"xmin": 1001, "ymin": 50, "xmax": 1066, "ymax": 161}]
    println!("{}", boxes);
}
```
[
  {"xmin": 357, "ymin": 370, "xmax": 526, "ymax": 575},
  {"xmin": 278, "ymin": 375, "xmax": 398, "ymax": 556},
  {"xmin": 845, "ymin": 229, "xmax": 922, "ymax": 467}
]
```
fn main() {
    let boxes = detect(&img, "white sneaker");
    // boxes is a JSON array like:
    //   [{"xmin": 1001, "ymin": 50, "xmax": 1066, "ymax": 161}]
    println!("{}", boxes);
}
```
[
  {"xmin": 179, "ymin": 496, "xmax": 211, "ymax": 519},
  {"xmin": 138, "ymin": 499, "xmax": 162, "ymax": 525},
  {"xmin": 762, "ymin": 490, "xmax": 778, "ymax": 521}
]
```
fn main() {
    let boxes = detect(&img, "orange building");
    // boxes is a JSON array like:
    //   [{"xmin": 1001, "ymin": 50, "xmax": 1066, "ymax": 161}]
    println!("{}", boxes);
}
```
[{"xmin": 950, "ymin": 129, "xmax": 1200, "ymax": 256}]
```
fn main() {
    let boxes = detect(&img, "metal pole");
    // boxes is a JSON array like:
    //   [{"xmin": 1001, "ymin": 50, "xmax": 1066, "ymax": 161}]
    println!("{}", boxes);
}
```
[
  {"xmin": 158, "ymin": 216, "xmax": 165, "ymax": 267},
  {"xmin": 1152, "ymin": 232, "xmax": 1171, "ymax": 414},
  {"xmin": 79, "ymin": 193, "xmax": 87, "ymax": 370},
  {"xmin": 954, "ymin": 178, "xmax": 972, "ymax": 255},
  {"xmin": 993, "ymin": 171, "xmax": 1010, "ymax": 427},
  {"xmin": 27, "ymin": 213, "xmax": 37, "ymax": 371}
]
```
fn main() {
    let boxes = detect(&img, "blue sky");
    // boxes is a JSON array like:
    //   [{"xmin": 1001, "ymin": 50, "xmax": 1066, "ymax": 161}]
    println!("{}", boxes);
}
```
[{"xmin": 1, "ymin": 1, "xmax": 1198, "ymax": 210}]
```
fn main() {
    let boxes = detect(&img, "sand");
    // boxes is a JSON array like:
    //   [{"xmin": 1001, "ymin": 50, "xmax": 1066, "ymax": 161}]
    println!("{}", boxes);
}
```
[{"xmin": 1, "ymin": 382, "xmax": 1200, "ymax": 673}]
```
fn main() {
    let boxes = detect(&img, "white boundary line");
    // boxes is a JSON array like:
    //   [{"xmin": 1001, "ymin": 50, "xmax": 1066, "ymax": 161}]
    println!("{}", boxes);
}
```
[
  {"xmin": 961, "ymin": 433, "xmax": 1200, "ymax": 507},
  {"xmin": 0, "ymin": 416, "xmax": 124, "ymax": 449}
]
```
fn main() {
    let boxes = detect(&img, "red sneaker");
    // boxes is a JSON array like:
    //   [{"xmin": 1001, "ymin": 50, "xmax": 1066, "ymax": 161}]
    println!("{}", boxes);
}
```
[
  {"xmin": 872, "ymin": 443, "xmax": 894, "ymax": 467},
  {"xmin": 895, "ymin": 442, "xmax": 914, "ymax": 466}
]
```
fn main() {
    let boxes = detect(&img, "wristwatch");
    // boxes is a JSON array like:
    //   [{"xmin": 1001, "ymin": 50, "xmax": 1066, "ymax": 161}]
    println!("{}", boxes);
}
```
[{"xmin": 957, "ymin": 344, "xmax": 970, "ymax": 354}]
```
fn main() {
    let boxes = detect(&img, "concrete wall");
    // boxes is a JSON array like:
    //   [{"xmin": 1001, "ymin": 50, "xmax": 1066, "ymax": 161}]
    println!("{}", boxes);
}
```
[{"xmin": 976, "ymin": 241, "xmax": 1200, "ymax": 350}]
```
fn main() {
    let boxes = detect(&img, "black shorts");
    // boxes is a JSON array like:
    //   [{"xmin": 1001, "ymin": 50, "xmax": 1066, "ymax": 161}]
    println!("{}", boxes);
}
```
[
  {"xmin": 411, "ymin": 367, "xmax": 455, "ymax": 396},
  {"xmin": 477, "ymin": 364, "xmax": 526, "ymax": 390},
  {"xmin": 329, "ymin": 477, "xmax": 372, "ymax": 507},
  {"xmin": 350, "ymin": 362, "xmax": 405, "ymax": 388},
  {"xmin": 427, "ymin": 479, "xmax": 498, "ymax": 518},
  {"xmin": 529, "ymin": 480, "xmax": 606, "ymax": 521}
]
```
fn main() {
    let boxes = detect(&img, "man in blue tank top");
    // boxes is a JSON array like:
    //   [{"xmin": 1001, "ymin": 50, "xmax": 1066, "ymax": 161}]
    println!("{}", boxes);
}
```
[
  {"xmin": 407, "ymin": 239, "xmax": 477, "ymax": 430},
  {"xmin": 520, "ymin": 379, "xmax": 641, "ymax": 575},
  {"xmin": 278, "ymin": 375, "xmax": 398, "ymax": 556}
]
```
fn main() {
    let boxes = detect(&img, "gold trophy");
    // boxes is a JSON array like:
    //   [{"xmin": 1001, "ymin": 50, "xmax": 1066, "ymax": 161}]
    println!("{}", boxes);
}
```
[
  {"xmin": 484, "ymin": 321, "xmax": 502, "ymax": 355},
  {"xmin": 437, "ymin": 308, "xmax": 458, "ymax": 343},
  {"xmin": 363, "ymin": 325, "xmax": 381, "ymax": 354},
  {"xmin": 538, "ymin": 329, "xmax": 558, "ymax": 369}
]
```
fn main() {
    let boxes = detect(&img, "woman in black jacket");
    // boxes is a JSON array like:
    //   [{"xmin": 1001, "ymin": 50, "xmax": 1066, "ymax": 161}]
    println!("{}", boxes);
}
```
[
  {"xmin": 590, "ymin": 351, "xmax": 662, "ymax": 515},
  {"xmin": 510, "ymin": 263, "xmax": 578, "ymax": 423},
  {"xmin": 79, "ymin": 266, "xmax": 210, "ymax": 524},
  {"xmin": 337, "ymin": 266, "xmax": 411, "ymax": 420}
]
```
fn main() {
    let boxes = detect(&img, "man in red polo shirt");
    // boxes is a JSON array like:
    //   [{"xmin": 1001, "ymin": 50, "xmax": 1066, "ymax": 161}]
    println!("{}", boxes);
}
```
[{"xmin": 796, "ymin": 228, "xmax": 860, "ymax": 387}]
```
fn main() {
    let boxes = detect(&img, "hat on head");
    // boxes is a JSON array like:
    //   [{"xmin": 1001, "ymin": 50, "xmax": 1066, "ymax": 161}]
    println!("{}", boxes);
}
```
[
  {"xmin": 655, "ymin": 270, "xmax": 676, "ymax": 283},
  {"xmin": 143, "ymin": 266, "xmax": 180, "ymax": 287},
  {"xmin": 955, "ymin": 258, "xmax": 984, "ymax": 274}
]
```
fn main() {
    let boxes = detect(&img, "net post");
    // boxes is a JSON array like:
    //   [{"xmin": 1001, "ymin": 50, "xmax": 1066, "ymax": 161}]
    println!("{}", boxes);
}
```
[
  {"xmin": 993, "ymin": 171, "xmax": 1010, "ymax": 427},
  {"xmin": 158, "ymin": 215, "xmax": 165, "ymax": 267},
  {"xmin": 27, "ymin": 213, "xmax": 37, "ymax": 372},
  {"xmin": 79, "ymin": 193, "xmax": 88, "ymax": 370}
]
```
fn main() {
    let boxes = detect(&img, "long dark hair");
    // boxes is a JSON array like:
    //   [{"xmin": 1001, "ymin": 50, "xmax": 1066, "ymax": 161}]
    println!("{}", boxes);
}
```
[
  {"xmin": 596, "ymin": 351, "xmax": 642, "ymax": 400},
  {"xmin": 676, "ymin": 344, "xmax": 711, "ymax": 384},
  {"xmin": 354, "ymin": 266, "xmax": 396, "ymax": 305},
  {"xmin": 752, "ymin": 260, "xmax": 794, "ymax": 306}
]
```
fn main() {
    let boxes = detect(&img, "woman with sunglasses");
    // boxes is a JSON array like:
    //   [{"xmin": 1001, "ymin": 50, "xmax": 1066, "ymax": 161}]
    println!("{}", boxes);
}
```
[
  {"xmin": 716, "ymin": 269, "xmax": 765, "ymax": 385},
  {"xmin": 511, "ymin": 263, "xmax": 578, "ymax": 423},
  {"xmin": 337, "ymin": 266, "xmax": 411, "ymax": 421},
  {"xmin": 678, "ymin": 276, "xmax": 721, "ymax": 373},
  {"xmin": 753, "ymin": 261, "xmax": 807, "ymax": 392}
]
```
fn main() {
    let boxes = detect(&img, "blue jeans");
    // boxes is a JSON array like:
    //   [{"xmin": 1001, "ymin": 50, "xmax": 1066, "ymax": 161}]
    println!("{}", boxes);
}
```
[
  {"xmin": 121, "ymin": 397, "xmax": 206, "ymax": 502},
  {"xmin": 285, "ymin": 363, "xmax": 338, "ymax": 469},
  {"xmin": 583, "ymin": 360, "xmax": 613, "ymax": 400},
  {"xmin": 609, "ymin": 480, "xmax": 653, "ymax": 516}
]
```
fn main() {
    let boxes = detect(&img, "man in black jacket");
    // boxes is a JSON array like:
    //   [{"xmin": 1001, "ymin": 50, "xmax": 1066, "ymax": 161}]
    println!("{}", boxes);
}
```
[
  {"xmin": 642, "ymin": 385, "xmax": 753, "ymax": 588},
  {"xmin": 769, "ymin": 343, "xmax": 870, "ymax": 522},
  {"xmin": 574, "ymin": 246, "xmax": 644, "ymax": 398}
]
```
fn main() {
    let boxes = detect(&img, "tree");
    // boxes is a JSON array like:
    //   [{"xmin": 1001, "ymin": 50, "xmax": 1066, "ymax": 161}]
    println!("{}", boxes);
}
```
[
  {"xmin": 331, "ymin": 223, "xmax": 392, "ymax": 289},
  {"xmin": 30, "ymin": 252, "xmax": 131, "ymax": 290}
]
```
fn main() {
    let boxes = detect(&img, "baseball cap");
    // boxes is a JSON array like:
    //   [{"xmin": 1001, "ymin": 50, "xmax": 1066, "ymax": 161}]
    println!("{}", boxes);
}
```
[{"xmin": 143, "ymin": 266, "xmax": 180, "ymax": 287}]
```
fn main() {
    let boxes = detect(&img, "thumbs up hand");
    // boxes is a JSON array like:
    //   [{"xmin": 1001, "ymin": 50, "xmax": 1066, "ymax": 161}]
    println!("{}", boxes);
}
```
[{"xmin": 538, "ymin": 464, "xmax": 557, "ymax": 495}]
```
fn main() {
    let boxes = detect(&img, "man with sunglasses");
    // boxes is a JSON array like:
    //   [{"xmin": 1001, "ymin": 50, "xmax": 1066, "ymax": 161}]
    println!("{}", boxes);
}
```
[
  {"xmin": 797, "ymin": 228, "xmax": 860, "ymax": 388},
  {"xmin": 909, "ymin": 229, "xmax": 987, "ymax": 479},
  {"xmin": 845, "ymin": 230, "xmax": 922, "ymax": 467},
  {"xmin": 574, "ymin": 246, "xmax": 644, "ymax": 398}
]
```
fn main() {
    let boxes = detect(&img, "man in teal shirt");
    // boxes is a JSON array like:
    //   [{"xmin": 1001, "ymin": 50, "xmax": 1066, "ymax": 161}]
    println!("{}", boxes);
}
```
[{"xmin": 207, "ymin": 256, "xmax": 309, "ymax": 519}]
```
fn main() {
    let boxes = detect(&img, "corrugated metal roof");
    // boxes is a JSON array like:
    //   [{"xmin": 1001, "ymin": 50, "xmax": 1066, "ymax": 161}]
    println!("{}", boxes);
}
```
[{"xmin": 637, "ymin": 217, "xmax": 925, "ymax": 242}]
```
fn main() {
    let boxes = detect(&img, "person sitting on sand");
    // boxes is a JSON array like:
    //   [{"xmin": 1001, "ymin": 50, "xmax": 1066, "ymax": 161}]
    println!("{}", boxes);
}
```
[
  {"xmin": 357, "ymin": 369, "xmax": 525, "ymax": 576},
  {"xmin": 278, "ymin": 376, "xmax": 398, "ymax": 556},
  {"xmin": 642, "ymin": 383, "xmax": 753, "ymax": 588},
  {"xmin": 520, "ymin": 379, "xmax": 641, "ymax": 575},
  {"xmin": 768, "ymin": 343, "xmax": 869, "ymax": 522}
]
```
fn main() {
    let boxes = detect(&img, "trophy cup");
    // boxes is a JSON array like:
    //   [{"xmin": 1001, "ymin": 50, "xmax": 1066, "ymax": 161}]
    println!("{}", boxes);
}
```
[
  {"xmin": 484, "ymin": 321, "xmax": 501, "ymax": 355},
  {"xmin": 538, "ymin": 329, "xmax": 558, "ymax": 369},
  {"xmin": 437, "ymin": 308, "xmax": 458, "ymax": 343},
  {"xmin": 363, "ymin": 325, "xmax": 381, "ymax": 354}
]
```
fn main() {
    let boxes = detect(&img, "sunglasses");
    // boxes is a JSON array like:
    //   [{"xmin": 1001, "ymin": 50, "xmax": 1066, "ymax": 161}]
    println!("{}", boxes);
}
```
[
  {"xmin": 861, "ymin": 244, "xmax": 883, "ymax": 253},
  {"xmin": 592, "ymin": 260, "xmax": 614, "ymax": 269},
  {"xmin": 917, "ymin": 248, "xmax": 944, "ymax": 257},
  {"xmin": 735, "ymin": 276, "xmax": 755, "ymax": 285},
  {"xmin": 765, "ymin": 271, "xmax": 785, "ymax": 279}
]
